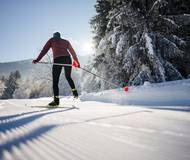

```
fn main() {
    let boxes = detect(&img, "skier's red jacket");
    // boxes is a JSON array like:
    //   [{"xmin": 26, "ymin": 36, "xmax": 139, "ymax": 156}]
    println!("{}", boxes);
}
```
[{"xmin": 36, "ymin": 38, "xmax": 78, "ymax": 62}]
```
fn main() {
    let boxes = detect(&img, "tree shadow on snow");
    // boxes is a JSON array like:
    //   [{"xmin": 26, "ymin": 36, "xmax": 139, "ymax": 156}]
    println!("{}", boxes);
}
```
[
  {"xmin": 0, "ymin": 109, "xmax": 49, "ymax": 121},
  {"xmin": 0, "ymin": 106, "xmax": 79, "ymax": 159},
  {"xmin": 0, "ymin": 124, "xmax": 57, "ymax": 159},
  {"xmin": 0, "ymin": 106, "xmax": 77, "ymax": 133},
  {"xmin": 0, "ymin": 106, "xmax": 78, "ymax": 121}
]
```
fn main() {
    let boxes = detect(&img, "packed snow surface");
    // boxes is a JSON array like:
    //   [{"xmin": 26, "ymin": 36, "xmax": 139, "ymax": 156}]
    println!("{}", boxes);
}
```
[{"xmin": 0, "ymin": 79, "xmax": 190, "ymax": 160}]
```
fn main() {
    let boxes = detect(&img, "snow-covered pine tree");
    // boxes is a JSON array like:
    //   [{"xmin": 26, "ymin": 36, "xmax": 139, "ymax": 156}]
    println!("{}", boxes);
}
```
[
  {"xmin": 82, "ymin": 0, "xmax": 190, "ymax": 92},
  {"xmin": 0, "ymin": 76, "xmax": 5, "ymax": 97},
  {"xmin": 1, "ymin": 71, "xmax": 21, "ymax": 99}
]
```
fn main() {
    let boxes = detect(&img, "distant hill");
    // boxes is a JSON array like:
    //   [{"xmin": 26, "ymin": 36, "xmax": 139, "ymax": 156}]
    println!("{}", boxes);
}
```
[
  {"xmin": 0, "ymin": 55, "xmax": 90, "ymax": 78},
  {"xmin": 0, "ymin": 59, "xmax": 36, "ymax": 78}
]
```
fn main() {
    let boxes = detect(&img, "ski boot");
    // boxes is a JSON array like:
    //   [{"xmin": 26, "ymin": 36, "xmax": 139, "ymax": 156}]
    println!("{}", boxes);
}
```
[
  {"xmin": 48, "ymin": 96, "xmax": 59, "ymax": 107},
  {"xmin": 72, "ymin": 88, "xmax": 79, "ymax": 99}
]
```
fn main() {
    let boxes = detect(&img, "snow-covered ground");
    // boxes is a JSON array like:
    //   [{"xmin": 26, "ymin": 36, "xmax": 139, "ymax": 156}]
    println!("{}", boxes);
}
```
[
  {"xmin": 0, "ymin": 79, "xmax": 190, "ymax": 160},
  {"xmin": 81, "ymin": 78, "xmax": 190, "ymax": 107}
]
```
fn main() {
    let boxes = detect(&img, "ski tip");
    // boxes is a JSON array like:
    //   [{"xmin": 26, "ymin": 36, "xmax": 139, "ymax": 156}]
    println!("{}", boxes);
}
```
[{"xmin": 124, "ymin": 86, "xmax": 129, "ymax": 92}]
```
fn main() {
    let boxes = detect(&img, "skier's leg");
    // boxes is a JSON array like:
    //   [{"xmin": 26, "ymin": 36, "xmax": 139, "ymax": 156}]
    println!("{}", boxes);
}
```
[
  {"xmin": 64, "ymin": 66, "xmax": 76, "ymax": 89},
  {"xmin": 64, "ymin": 57, "xmax": 78, "ymax": 97},
  {"xmin": 52, "ymin": 64, "xmax": 62, "ymax": 97},
  {"xmin": 48, "ymin": 64, "xmax": 62, "ymax": 106}
]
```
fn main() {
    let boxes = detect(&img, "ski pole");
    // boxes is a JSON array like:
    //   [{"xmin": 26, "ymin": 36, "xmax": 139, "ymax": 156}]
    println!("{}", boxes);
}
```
[
  {"xmin": 37, "ymin": 61, "xmax": 129, "ymax": 92},
  {"xmin": 38, "ymin": 61, "xmax": 72, "ymax": 67}
]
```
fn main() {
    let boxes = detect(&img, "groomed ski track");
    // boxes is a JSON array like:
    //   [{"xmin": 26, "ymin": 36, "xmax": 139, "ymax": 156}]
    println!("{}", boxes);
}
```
[{"xmin": 0, "ymin": 97, "xmax": 190, "ymax": 160}]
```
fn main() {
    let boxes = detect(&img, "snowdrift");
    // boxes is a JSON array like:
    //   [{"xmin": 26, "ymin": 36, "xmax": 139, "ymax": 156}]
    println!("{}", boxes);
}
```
[{"xmin": 81, "ymin": 79, "xmax": 190, "ymax": 106}]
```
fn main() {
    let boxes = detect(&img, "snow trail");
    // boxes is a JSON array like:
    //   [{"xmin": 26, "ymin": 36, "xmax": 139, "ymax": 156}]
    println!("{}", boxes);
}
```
[{"xmin": 0, "ymin": 79, "xmax": 190, "ymax": 160}]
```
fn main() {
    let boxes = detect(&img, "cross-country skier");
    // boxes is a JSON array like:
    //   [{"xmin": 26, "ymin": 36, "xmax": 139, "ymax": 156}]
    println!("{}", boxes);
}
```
[{"xmin": 32, "ymin": 32, "xmax": 80, "ymax": 106}]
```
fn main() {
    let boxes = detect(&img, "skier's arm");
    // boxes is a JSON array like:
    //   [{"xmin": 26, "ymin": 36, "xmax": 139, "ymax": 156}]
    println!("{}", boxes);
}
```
[
  {"xmin": 35, "ymin": 39, "xmax": 51, "ymax": 62},
  {"xmin": 67, "ymin": 42, "xmax": 80, "ymax": 67}
]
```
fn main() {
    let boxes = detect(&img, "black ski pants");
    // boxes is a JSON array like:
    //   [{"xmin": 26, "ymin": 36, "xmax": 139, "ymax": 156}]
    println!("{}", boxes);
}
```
[{"xmin": 52, "ymin": 56, "xmax": 76, "ymax": 96}]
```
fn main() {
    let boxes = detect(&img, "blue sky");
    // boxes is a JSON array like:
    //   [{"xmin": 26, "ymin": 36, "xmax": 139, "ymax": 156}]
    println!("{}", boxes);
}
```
[{"xmin": 0, "ymin": 0, "xmax": 96, "ymax": 62}]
